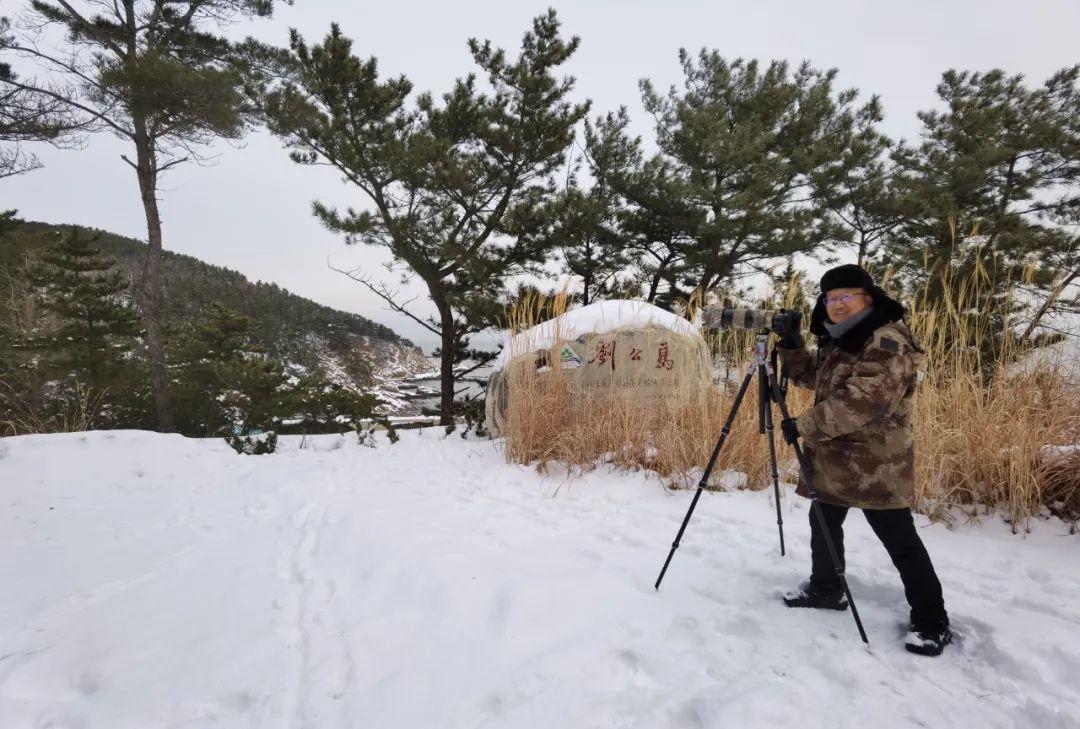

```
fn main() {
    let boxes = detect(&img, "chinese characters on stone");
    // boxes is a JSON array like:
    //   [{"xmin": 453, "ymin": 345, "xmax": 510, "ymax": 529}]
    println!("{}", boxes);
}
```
[{"xmin": 586, "ymin": 340, "xmax": 674, "ymax": 371}]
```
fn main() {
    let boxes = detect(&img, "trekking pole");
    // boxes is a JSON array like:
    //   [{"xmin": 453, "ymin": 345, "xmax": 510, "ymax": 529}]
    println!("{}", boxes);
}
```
[
  {"xmin": 765, "ymin": 369, "xmax": 870, "ymax": 645},
  {"xmin": 654, "ymin": 365, "xmax": 755, "ymax": 591}
]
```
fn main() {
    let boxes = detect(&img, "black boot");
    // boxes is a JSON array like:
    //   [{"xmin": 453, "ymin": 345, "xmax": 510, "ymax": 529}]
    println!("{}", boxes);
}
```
[
  {"xmin": 905, "ymin": 623, "xmax": 952, "ymax": 656},
  {"xmin": 782, "ymin": 581, "xmax": 849, "ymax": 611}
]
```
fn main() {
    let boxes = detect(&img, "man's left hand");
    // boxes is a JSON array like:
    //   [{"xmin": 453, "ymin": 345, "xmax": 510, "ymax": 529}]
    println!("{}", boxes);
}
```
[{"xmin": 780, "ymin": 417, "xmax": 800, "ymax": 445}]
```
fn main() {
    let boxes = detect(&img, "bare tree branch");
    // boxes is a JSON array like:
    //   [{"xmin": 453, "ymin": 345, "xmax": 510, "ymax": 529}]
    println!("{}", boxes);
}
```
[
  {"xmin": 1, "ymin": 75, "xmax": 129, "ymax": 136},
  {"xmin": 327, "ymin": 261, "xmax": 442, "ymax": 337},
  {"xmin": 1019, "ymin": 265, "xmax": 1080, "ymax": 343}
]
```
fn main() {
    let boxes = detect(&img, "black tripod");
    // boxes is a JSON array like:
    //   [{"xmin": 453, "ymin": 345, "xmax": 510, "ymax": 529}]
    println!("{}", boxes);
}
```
[{"xmin": 653, "ymin": 331, "xmax": 869, "ymax": 645}]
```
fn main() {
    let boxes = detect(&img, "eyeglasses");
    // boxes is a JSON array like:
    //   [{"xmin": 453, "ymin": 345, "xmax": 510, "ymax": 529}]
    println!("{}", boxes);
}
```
[{"xmin": 825, "ymin": 293, "xmax": 866, "ymax": 307}]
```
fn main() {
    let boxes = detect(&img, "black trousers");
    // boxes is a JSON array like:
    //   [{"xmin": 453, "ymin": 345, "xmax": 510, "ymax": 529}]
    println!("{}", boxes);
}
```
[{"xmin": 809, "ymin": 501, "xmax": 948, "ymax": 629}]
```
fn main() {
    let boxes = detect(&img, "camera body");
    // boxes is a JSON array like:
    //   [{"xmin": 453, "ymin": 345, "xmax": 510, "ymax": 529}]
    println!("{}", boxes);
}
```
[{"xmin": 770, "ymin": 310, "xmax": 801, "ymax": 338}]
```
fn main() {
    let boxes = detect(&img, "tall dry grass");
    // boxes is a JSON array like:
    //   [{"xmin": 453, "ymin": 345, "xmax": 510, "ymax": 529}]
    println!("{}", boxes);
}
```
[
  {"xmin": 906, "ymin": 258, "xmax": 1080, "ymax": 527},
  {"xmin": 0, "ymin": 379, "xmax": 105, "ymax": 436},
  {"xmin": 503, "ymin": 369, "xmax": 813, "ymax": 490},
  {"xmin": 913, "ymin": 363, "xmax": 1080, "ymax": 526},
  {"xmin": 499, "ymin": 266, "xmax": 1080, "ymax": 530}
]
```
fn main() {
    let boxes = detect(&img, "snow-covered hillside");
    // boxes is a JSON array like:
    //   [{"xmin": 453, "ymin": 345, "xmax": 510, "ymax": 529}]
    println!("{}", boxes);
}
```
[
  {"xmin": 298, "ymin": 333, "xmax": 438, "ymax": 416},
  {"xmin": 1, "ymin": 431, "xmax": 1078, "ymax": 728}
]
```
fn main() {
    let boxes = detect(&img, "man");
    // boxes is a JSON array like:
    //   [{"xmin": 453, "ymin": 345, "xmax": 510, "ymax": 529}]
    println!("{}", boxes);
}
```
[{"xmin": 774, "ymin": 264, "xmax": 951, "ymax": 657}]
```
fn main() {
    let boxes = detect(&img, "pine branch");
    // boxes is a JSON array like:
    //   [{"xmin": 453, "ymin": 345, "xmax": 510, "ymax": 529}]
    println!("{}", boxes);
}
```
[{"xmin": 51, "ymin": 0, "xmax": 129, "ymax": 58}]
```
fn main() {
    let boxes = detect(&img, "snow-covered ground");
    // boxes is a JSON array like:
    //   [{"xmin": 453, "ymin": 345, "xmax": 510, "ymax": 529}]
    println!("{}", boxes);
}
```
[{"xmin": 1, "ymin": 431, "xmax": 1078, "ymax": 729}]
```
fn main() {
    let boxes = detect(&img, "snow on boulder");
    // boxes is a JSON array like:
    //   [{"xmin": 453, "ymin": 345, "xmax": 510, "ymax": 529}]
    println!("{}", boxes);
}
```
[
  {"xmin": 486, "ymin": 300, "xmax": 711, "ymax": 437},
  {"xmin": 490, "ymin": 300, "xmax": 699, "ymax": 370}
]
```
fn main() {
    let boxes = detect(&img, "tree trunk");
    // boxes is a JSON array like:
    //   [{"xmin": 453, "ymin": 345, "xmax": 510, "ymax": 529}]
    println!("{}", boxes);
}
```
[
  {"xmin": 436, "ymin": 300, "xmax": 456, "ymax": 427},
  {"xmin": 646, "ymin": 267, "xmax": 663, "ymax": 303},
  {"xmin": 133, "ymin": 130, "xmax": 175, "ymax": 432},
  {"xmin": 86, "ymin": 317, "xmax": 100, "ymax": 394}
]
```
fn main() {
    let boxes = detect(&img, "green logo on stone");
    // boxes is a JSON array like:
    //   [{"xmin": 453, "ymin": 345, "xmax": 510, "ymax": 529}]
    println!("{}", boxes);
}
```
[{"xmin": 560, "ymin": 344, "xmax": 583, "ymax": 368}]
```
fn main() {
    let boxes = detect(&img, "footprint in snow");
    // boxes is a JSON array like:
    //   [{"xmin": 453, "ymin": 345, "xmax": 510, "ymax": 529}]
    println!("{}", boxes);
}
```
[
  {"xmin": 616, "ymin": 647, "xmax": 639, "ymax": 670},
  {"xmin": 717, "ymin": 613, "xmax": 764, "ymax": 639},
  {"xmin": 1026, "ymin": 566, "xmax": 1052, "ymax": 584},
  {"xmin": 72, "ymin": 669, "xmax": 103, "ymax": 696},
  {"xmin": 219, "ymin": 690, "xmax": 255, "ymax": 712},
  {"xmin": 666, "ymin": 614, "xmax": 701, "ymax": 643}
]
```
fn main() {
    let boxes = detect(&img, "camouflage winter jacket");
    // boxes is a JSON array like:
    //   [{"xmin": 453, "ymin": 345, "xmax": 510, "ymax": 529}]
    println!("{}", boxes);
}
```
[{"xmin": 778, "ymin": 306, "xmax": 924, "ymax": 510}]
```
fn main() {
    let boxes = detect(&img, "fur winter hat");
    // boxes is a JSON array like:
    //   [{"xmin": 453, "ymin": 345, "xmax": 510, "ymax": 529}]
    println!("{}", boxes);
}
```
[{"xmin": 820, "ymin": 264, "xmax": 875, "ymax": 293}]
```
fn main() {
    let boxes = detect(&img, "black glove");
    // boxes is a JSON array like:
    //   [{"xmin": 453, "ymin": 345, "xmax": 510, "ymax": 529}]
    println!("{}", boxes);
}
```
[
  {"xmin": 772, "ymin": 309, "xmax": 804, "ymax": 349},
  {"xmin": 780, "ymin": 417, "xmax": 800, "ymax": 445}
]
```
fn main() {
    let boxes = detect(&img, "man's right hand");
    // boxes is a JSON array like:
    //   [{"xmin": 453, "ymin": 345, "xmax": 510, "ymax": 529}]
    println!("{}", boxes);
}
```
[
  {"xmin": 772, "ymin": 309, "xmax": 804, "ymax": 349},
  {"xmin": 780, "ymin": 417, "xmax": 800, "ymax": 445}
]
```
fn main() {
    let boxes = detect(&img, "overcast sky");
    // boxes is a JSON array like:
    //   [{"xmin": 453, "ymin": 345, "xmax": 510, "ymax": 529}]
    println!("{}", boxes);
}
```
[{"xmin": 4, "ymin": 0, "xmax": 1079, "ymax": 352}]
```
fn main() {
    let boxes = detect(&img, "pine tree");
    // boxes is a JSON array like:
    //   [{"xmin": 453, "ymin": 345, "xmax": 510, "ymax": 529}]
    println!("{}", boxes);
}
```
[
  {"xmin": 222, "ymin": 356, "xmax": 289, "ymax": 436},
  {"xmin": 170, "ymin": 305, "xmax": 280, "ymax": 437},
  {"xmin": 171, "ymin": 305, "xmax": 382, "ymax": 439},
  {"xmin": 1, "ymin": 1, "xmax": 287, "ymax": 430},
  {"xmin": 0, "ymin": 216, "xmax": 47, "ymax": 425},
  {"xmin": 584, "ymin": 107, "xmax": 690, "ymax": 306},
  {"xmin": 260, "ymin": 11, "xmax": 589, "ymax": 425},
  {"xmin": 888, "ymin": 67, "xmax": 1080, "ymax": 347},
  {"xmin": 586, "ymin": 53, "xmax": 876, "ymax": 309},
  {"xmin": 0, "ymin": 209, "xmax": 18, "ymax": 236},
  {"xmin": 809, "ymin": 97, "xmax": 903, "ymax": 267},
  {"xmin": 28, "ymin": 230, "xmax": 140, "ymax": 395},
  {"xmin": 282, "ymin": 374, "xmax": 379, "ymax": 434},
  {"xmin": 550, "ymin": 180, "xmax": 629, "ymax": 305}
]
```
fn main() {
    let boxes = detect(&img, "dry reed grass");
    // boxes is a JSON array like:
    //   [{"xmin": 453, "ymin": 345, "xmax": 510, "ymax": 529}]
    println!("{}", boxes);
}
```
[
  {"xmin": 503, "ymin": 365, "xmax": 812, "ymax": 490},
  {"xmin": 498, "ymin": 264, "xmax": 1080, "ymax": 530},
  {"xmin": 913, "ymin": 362, "xmax": 1080, "ymax": 526},
  {"xmin": 0, "ymin": 380, "xmax": 105, "ymax": 436},
  {"xmin": 905, "ymin": 257, "xmax": 1080, "ymax": 528}
]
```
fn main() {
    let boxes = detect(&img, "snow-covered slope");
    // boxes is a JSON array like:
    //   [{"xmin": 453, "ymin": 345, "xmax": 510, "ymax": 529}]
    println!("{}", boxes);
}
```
[
  {"xmin": 1, "ymin": 431, "xmax": 1078, "ymax": 728},
  {"xmin": 295, "ymin": 333, "xmax": 437, "ymax": 416},
  {"xmin": 365, "ymin": 337, "xmax": 440, "ymax": 415}
]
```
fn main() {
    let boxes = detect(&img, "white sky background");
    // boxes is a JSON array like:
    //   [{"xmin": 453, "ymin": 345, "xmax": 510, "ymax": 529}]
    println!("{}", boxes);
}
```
[{"xmin": 3, "ymin": 0, "xmax": 1079, "ymax": 352}]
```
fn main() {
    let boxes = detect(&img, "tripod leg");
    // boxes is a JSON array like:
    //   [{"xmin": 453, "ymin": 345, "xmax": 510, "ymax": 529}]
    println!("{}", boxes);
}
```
[
  {"xmin": 765, "ymin": 370, "xmax": 870, "ymax": 645},
  {"xmin": 655, "ymin": 367, "xmax": 755, "ymax": 591},
  {"xmin": 758, "ymin": 364, "xmax": 785, "ymax": 557}
]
